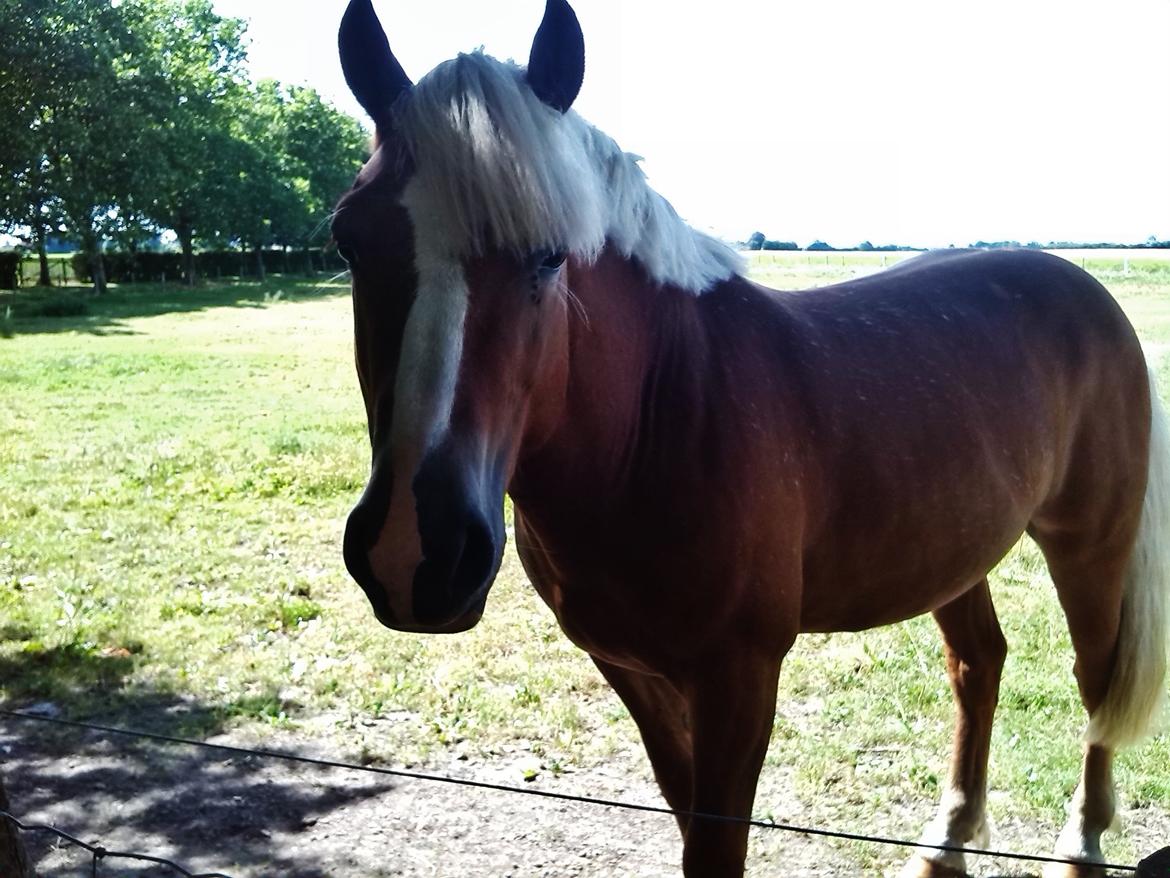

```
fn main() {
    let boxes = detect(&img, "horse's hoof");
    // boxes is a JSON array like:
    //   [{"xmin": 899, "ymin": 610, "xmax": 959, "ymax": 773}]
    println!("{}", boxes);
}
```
[
  {"xmin": 897, "ymin": 855, "xmax": 969, "ymax": 878},
  {"xmin": 1040, "ymin": 862, "xmax": 1107, "ymax": 878}
]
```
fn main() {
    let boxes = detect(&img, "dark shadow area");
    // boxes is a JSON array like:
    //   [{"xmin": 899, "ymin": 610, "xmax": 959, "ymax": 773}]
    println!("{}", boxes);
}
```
[
  {"xmin": 0, "ymin": 643, "xmax": 242, "ymax": 741},
  {"xmin": 0, "ymin": 642, "xmax": 397, "ymax": 877},
  {"xmin": 0, "ymin": 276, "xmax": 350, "ymax": 338},
  {"xmin": 0, "ymin": 644, "xmax": 139, "ymax": 712},
  {"xmin": 0, "ymin": 701, "xmax": 395, "ymax": 877}
]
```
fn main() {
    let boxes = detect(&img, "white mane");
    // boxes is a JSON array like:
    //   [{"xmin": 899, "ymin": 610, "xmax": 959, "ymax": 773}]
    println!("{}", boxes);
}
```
[{"xmin": 393, "ymin": 51, "xmax": 742, "ymax": 294}]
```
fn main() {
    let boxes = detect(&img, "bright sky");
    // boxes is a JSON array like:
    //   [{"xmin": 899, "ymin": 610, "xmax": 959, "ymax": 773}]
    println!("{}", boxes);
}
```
[{"xmin": 214, "ymin": 0, "xmax": 1170, "ymax": 248}]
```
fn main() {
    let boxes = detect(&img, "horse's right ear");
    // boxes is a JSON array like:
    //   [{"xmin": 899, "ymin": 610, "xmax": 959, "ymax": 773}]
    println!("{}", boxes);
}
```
[
  {"xmin": 339, "ymin": 0, "xmax": 412, "ymax": 129},
  {"xmin": 527, "ymin": 0, "xmax": 585, "ymax": 113}
]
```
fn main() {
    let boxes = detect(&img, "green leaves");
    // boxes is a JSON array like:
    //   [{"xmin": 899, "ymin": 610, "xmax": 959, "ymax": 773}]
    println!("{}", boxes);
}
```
[{"xmin": 0, "ymin": 0, "xmax": 368, "ymax": 288}]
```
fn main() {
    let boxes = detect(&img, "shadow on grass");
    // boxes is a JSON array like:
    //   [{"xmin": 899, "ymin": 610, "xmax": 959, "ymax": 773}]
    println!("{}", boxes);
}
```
[
  {"xmin": 0, "ymin": 644, "xmax": 394, "ymax": 877},
  {"xmin": 0, "ymin": 275, "xmax": 350, "ymax": 338}
]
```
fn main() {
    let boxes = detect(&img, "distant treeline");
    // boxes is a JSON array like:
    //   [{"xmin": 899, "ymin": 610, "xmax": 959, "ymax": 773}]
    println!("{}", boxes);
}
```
[
  {"xmin": 742, "ymin": 231, "xmax": 1170, "ymax": 252},
  {"xmin": 969, "ymin": 239, "xmax": 1170, "ymax": 250},
  {"xmin": 68, "ymin": 249, "xmax": 346, "ymax": 285}
]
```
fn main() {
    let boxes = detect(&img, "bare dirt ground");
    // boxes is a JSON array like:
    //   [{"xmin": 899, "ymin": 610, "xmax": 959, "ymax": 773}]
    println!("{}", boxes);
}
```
[{"xmin": 1, "ymin": 705, "xmax": 1164, "ymax": 877}]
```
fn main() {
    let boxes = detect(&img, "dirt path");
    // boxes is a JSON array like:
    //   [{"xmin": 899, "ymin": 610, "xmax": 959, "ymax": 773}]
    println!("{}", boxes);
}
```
[{"xmin": 2, "ymin": 713, "xmax": 1163, "ymax": 877}]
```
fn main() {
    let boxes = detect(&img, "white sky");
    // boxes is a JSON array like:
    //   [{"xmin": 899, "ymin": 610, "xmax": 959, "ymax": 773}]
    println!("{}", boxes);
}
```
[{"xmin": 213, "ymin": 0, "xmax": 1170, "ymax": 248}]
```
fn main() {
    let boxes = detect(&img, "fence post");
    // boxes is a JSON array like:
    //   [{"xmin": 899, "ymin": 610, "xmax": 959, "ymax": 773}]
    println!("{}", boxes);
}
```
[
  {"xmin": 60, "ymin": 260, "xmax": 67, "ymax": 286},
  {"xmin": 0, "ymin": 776, "xmax": 35, "ymax": 878},
  {"xmin": 1138, "ymin": 847, "xmax": 1170, "ymax": 877}
]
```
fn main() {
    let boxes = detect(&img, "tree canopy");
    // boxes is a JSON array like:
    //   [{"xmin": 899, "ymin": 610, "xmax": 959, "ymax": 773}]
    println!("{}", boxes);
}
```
[{"xmin": 0, "ymin": 0, "xmax": 368, "ymax": 291}]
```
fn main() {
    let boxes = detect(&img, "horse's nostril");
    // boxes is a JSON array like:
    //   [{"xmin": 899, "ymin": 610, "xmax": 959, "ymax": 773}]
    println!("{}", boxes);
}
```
[
  {"xmin": 452, "ymin": 515, "xmax": 495, "ymax": 599},
  {"xmin": 412, "ymin": 512, "xmax": 499, "ymax": 625}
]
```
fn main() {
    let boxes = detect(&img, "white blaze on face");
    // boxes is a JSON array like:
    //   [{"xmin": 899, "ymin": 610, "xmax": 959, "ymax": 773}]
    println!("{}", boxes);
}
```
[{"xmin": 366, "ymin": 179, "xmax": 470, "ymax": 618}]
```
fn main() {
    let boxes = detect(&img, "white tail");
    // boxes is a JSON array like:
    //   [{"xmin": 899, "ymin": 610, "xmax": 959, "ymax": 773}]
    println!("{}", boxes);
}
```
[{"xmin": 1087, "ymin": 367, "xmax": 1170, "ymax": 748}]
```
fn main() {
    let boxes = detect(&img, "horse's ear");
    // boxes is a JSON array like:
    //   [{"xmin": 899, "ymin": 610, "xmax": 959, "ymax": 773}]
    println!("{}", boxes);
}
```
[
  {"xmin": 339, "ymin": 0, "xmax": 412, "ymax": 129},
  {"xmin": 526, "ymin": 0, "xmax": 585, "ymax": 113}
]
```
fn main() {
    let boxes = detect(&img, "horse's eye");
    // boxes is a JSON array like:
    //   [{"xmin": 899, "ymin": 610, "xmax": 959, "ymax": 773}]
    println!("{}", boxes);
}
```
[
  {"xmin": 337, "ymin": 244, "xmax": 358, "ymax": 266},
  {"xmin": 540, "ymin": 251, "xmax": 566, "ymax": 272}
]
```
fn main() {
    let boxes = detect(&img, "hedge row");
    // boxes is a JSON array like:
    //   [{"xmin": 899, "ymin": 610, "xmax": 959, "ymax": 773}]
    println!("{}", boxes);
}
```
[
  {"xmin": 69, "ymin": 248, "xmax": 346, "ymax": 284},
  {"xmin": 0, "ymin": 252, "xmax": 19, "ymax": 290}
]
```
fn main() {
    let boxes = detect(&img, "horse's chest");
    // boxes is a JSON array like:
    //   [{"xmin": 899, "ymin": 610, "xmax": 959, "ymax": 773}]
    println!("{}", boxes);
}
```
[
  {"xmin": 540, "ymin": 582, "xmax": 656, "ymax": 671},
  {"xmin": 514, "ymin": 529, "xmax": 742, "ymax": 671}
]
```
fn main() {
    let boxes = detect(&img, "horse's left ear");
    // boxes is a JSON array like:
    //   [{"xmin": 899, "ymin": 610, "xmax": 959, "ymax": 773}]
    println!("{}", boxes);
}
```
[
  {"xmin": 526, "ymin": 0, "xmax": 585, "ymax": 113},
  {"xmin": 339, "ymin": 0, "xmax": 413, "ymax": 130}
]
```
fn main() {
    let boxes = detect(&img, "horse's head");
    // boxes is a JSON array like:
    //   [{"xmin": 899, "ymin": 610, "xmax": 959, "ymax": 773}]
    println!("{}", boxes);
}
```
[{"xmin": 333, "ymin": 0, "xmax": 589, "ymax": 632}]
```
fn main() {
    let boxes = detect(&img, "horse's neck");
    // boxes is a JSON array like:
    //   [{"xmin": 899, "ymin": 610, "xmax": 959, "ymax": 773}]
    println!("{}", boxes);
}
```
[{"xmin": 512, "ymin": 248, "xmax": 730, "ymax": 514}]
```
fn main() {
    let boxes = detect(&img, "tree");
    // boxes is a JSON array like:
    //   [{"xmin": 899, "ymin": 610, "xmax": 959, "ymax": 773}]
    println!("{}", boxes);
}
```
[
  {"xmin": 0, "ymin": 0, "xmax": 367, "ymax": 291},
  {"xmin": 1, "ymin": 0, "xmax": 158, "ymax": 293},
  {"xmin": 218, "ymin": 82, "xmax": 302, "ymax": 282},
  {"xmin": 126, "ymin": 0, "xmax": 249, "ymax": 285},
  {"xmin": 214, "ymin": 80, "xmax": 367, "ymax": 280},
  {"xmin": 274, "ymin": 83, "xmax": 368, "ymax": 272},
  {"xmin": 746, "ymin": 231, "xmax": 765, "ymax": 251},
  {"xmin": 0, "ymin": 1, "xmax": 76, "ymax": 285},
  {"xmin": 0, "ymin": 0, "xmax": 247, "ymax": 291}
]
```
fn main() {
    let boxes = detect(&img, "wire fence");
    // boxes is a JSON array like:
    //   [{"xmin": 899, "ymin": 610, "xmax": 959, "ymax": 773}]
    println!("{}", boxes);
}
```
[
  {"xmin": 0, "ymin": 809, "xmax": 233, "ymax": 878},
  {"xmin": 1, "ymin": 708, "xmax": 1165, "ymax": 877}
]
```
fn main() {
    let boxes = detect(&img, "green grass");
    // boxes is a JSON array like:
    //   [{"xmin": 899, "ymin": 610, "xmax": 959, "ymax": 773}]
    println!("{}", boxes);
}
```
[{"xmin": 1, "ymin": 260, "xmax": 1168, "ymax": 869}]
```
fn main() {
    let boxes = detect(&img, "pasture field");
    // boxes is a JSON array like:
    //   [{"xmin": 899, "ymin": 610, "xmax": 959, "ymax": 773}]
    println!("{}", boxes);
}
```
[{"xmin": 2, "ymin": 255, "xmax": 1169, "ymax": 874}]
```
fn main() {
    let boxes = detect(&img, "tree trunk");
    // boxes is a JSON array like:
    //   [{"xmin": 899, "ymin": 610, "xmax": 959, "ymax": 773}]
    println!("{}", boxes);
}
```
[
  {"xmin": 281, "ymin": 245, "xmax": 289, "ymax": 275},
  {"xmin": 178, "ymin": 221, "xmax": 195, "ymax": 287},
  {"xmin": 35, "ymin": 228, "xmax": 51, "ymax": 288},
  {"xmin": 82, "ymin": 229, "xmax": 107, "ymax": 295},
  {"xmin": 253, "ymin": 246, "xmax": 266, "ymax": 283},
  {"xmin": 303, "ymin": 243, "xmax": 314, "ymax": 277},
  {"xmin": 90, "ymin": 249, "xmax": 107, "ymax": 295},
  {"xmin": 0, "ymin": 773, "xmax": 35, "ymax": 878}
]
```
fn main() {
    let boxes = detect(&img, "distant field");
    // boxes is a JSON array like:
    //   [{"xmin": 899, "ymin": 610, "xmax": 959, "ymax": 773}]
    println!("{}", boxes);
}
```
[{"xmin": 1, "ymin": 261, "xmax": 1168, "ymax": 873}]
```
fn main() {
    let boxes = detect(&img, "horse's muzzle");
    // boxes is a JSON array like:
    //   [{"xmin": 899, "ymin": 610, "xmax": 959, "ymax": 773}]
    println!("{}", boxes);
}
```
[
  {"xmin": 343, "ymin": 441, "xmax": 505, "ymax": 633},
  {"xmin": 410, "ymin": 442, "xmax": 505, "ymax": 628}
]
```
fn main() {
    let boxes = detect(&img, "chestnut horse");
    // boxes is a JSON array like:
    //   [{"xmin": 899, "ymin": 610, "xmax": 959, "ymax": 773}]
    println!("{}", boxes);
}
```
[{"xmin": 333, "ymin": 1, "xmax": 1169, "ymax": 875}]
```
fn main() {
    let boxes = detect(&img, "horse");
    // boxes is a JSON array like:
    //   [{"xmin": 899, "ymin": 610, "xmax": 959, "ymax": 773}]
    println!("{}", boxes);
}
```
[{"xmin": 332, "ymin": 1, "xmax": 1169, "ymax": 875}]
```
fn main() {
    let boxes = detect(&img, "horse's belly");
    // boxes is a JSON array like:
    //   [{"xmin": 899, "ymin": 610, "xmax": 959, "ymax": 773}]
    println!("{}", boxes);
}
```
[{"xmin": 797, "ymin": 497, "xmax": 1033, "ymax": 632}]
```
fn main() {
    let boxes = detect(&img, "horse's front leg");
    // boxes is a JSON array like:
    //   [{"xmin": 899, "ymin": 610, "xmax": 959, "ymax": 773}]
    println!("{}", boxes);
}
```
[
  {"xmin": 592, "ymin": 658, "xmax": 694, "ymax": 835},
  {"xmin": 678, "ymin": 646, "xmax": 788, "ymax": 877}
]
